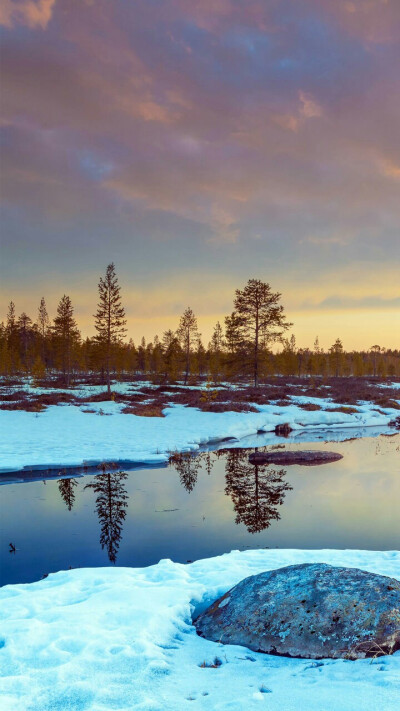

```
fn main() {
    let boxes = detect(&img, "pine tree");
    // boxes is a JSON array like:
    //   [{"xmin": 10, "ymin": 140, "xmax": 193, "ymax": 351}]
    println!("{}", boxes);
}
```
[
  {"xmin": 176, "ymin": 307, "xmax": 200, "ymax": 385},
  {"xmin": 53, "ymin": 295, "xmax": 80, "ymax": 386},
  {"xmin": 224, "ymin": 311, "xmax": 246, "ymax": 380},
  {"xmin": 227, "ymin": 279, "xmax": 292, "ymax": 387},
  {"xmin": 94, "ymin": 263, "xmax": 127, "ymax": 397}
]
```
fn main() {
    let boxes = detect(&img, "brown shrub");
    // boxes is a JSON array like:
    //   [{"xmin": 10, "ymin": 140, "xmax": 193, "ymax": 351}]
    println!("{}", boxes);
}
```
[
  {"xmin": 298, "ymin": 403, "xmax": 322, "ymax": 411},
  {"xmin": 200, "ymin": 401, "xmax": 259, "ymax": 413},
  {"xmin": 122, "ymin": 403, "xmax": 165, "ymax": 417},
  {"xmin": 0, "ymin": 390, "xmax": 30, "ymax": 402},
  {"xmin": 0, "ymin": 400, "xmax": 46, "ymax": 412},
  {"xmin": 328, "ymin": 406, "xmax": 359, "ymax": 414},
  {"xmin": 373, "ymin": 397, "xmax": 400, "ymax": 410}
]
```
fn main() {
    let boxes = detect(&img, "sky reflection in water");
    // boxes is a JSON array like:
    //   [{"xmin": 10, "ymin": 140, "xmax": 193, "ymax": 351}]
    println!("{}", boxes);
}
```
[{"xmin": 1, "ymin": 435, "xmax": 399, "ymax": 585}]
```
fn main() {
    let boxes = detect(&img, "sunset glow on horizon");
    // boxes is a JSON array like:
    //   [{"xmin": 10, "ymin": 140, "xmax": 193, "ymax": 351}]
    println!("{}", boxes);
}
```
[{"xmin": 1, "ymin": 0, "xmax": 399, "ymax": 349}]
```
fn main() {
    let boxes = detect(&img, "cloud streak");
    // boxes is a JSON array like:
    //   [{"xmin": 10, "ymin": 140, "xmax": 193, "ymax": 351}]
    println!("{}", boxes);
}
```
[{"xmin": 1, "ymin": 0, "xmax": 399, "ymax": 347}]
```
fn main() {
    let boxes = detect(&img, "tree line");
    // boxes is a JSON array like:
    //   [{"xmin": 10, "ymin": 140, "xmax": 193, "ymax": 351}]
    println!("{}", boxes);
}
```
[{"xmin": 1, "ymin": 265, "xmax": 399, "ymax": 389}]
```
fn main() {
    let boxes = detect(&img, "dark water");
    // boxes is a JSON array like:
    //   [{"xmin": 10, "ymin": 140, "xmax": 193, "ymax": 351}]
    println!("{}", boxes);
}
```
[{"xmin": 1, "ymin": 435, "xmax": 399, "ymax": 586}]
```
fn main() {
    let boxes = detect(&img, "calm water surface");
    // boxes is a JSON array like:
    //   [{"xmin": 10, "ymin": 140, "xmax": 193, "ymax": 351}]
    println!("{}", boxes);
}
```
[{"xmin": 1, "ymin": 435, "xmax": 399, "ymax": 585}]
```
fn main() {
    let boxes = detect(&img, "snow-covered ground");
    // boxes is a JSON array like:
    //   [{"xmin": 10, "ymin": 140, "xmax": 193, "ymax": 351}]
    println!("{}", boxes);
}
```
[
  {"xmin": 0, "ymin": 397, "xmax": 399, "ymax": 473},
  {"xmin": 0, "ymin": 549, "xmax": 398, "ymax": 711},
  {"xmin": 0, "ymin": 378, "xmax": 236, "ymax": 401}
]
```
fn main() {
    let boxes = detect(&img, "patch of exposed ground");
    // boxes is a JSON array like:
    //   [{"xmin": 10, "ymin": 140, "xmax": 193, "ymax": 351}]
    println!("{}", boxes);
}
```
[{"xmin": 0, "ymin": 376, "xmax": 399, "ymax": 418}]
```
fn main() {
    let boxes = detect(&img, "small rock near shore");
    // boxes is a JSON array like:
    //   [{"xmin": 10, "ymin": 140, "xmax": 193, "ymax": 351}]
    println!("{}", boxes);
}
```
[
  {"xmin": 248, "ymin": 450, "xmax": 343, "ymax": 466},
  {"xmin": 274, "ymin": 423, "xmax": 293, "ymax": 436}
]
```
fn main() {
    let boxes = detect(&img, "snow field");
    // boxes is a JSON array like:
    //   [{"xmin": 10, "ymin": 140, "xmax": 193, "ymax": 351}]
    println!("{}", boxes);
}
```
[
  {"xmin": 0, "ymin": 549, "xmax": 399, "ymax": 711},
  {"xmin": 0, "ymin": 397, "xmax": 399, "ymax": 473}
]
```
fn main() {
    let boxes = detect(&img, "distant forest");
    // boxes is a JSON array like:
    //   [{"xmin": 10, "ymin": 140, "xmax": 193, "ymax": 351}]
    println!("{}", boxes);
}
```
[{"xmin": 1, "ymin": 265, "xmax": 399, "ymax": 387}]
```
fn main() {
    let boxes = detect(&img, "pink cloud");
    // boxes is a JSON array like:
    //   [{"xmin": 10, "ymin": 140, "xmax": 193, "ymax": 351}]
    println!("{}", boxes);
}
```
[{"xmin": 0, "ymin": 0, "xmax": 56, "ymax": 30}]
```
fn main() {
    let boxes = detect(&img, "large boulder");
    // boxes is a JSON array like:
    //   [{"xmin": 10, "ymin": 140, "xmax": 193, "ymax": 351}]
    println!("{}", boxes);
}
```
[{"xmin": 194, "ymin": 563, "xmax": 400, "ymax": 659}]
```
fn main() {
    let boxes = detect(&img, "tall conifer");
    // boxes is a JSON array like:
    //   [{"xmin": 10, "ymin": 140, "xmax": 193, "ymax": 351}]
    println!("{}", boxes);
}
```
[
  {"xmin": 227, "ymin": 279, "xmax": 291, "ymax": 387},
  {"xmin": 53, "ymin": 295, "xmax": 80, "ymax": 386},
  {"xmin": 94, "ymin": 263, "xmax": 127, "ymax": 397},
  {"xmin": 176, "ymin": 307, "xmax": 199, "ymax": 385}
]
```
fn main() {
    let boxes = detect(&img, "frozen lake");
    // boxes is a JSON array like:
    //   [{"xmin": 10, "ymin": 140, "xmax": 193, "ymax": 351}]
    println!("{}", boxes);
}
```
[{"xmin": 1, "ymin": 434, "xmax": 399, "ymax": 585}]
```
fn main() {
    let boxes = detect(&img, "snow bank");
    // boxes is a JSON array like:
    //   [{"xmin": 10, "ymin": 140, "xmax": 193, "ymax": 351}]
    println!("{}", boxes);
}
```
[
  {"xmin": 0, "ymin": 549, "xmax": 398, "ymax": 711},
  {"xmin": 0, "ymin": 398, "xmax": 398, "ymax": 472}
]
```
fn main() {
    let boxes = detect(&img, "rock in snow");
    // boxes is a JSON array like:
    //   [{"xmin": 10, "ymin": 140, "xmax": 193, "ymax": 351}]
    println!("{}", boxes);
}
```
[
  {"xmin": 195, "ymin": 563, "xmax": 400, "ymax": 659},
  {"xmin": 248, "ymin": 450, "xmax": 343, "ymax": 465}
]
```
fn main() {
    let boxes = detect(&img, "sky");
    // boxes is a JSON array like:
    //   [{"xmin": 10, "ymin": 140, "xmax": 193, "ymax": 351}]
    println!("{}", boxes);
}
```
[{"xmin": 1, "ymin": 0, "xmax": 399, "ymax": 350}]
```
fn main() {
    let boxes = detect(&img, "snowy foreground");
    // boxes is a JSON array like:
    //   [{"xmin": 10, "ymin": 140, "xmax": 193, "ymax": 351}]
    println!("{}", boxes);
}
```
[
  {"xmin": 0, "ymin": 549, "xmax": 399, "ymax": 711},
  {"xmin": 0, "ymin": 396, "xmax": 398, "ymax": 472}
]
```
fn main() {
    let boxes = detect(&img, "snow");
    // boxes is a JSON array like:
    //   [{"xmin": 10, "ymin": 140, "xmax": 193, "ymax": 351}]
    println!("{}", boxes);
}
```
[
  {"xmin": 0, "ymin": 395, "xmax": 399, "ymax": 473},
  {"xmin": 0, "ymin": 396, "xmax": 399, "ymax": 473},
  {"xmin": 0, "ymin": 378, "xmax": 236, "ymax": 402},
  {"xmin": 0, "ymin": 549, "xmax": 399, "ymax": 711}
]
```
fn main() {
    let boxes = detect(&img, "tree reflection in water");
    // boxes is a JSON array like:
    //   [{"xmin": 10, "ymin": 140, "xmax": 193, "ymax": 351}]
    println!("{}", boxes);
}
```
[
  {"xmin": 224, "ymin": 449, "xmax": 292, "ymax": 534},
  {"xmin": 85, "ymin": 467, "xmax": 128, "ymax": 563},
  {"xmin": 168, "ymin": 452, "xmax": 203, "ymax": 492},
  {"xmin": 58, "ymin": 477, "xmax": 78, "ymax": 511},
  {"xmin": 57, "ymin": 448, "xmax": 291, "ymax": 562}
]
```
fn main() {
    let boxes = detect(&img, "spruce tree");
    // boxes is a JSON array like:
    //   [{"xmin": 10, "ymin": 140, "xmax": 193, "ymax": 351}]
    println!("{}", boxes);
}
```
[
  {"xmin": 208, "ymin": 321, "xmax": 224, "ymax": 383},
  {"xmin": 17, "ymin": 312, "xmax": 32, "ymax": 370},
  {"xmin": 94, "ymin": 263, "xmax": 127, "ymax": 397},
  {"xmin": 329, "ymin": 338, "xmax": 344, "ymax": 377},
  {"xmin": 6, "ymin": 302, "xmax": 19, "ymax": 373},
  {"xmin": 370, "ymin": 345, "xmax": 381, "ymax": 378},
  {"xmin": 162, "ymin": 330, "xmax": 181, "ymax": 382},
  {"xmin": 37, "ymin": 297, "xmax": 50, "ymax": 364},
  {"xmin": 53, "ymin": 295, "xmax": 80, "ymax": 386}
]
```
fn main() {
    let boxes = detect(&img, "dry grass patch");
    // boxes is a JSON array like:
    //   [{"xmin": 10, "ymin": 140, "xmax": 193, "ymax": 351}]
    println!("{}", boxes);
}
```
[
  {"xmin": 298, "ymin": 403, "xmax": 322, "ymax": 411},
  {"xmin": 122, "ymin": 403, "xmax": 165, "ymax": 417},
  {"xmin": 328, "ymin": 406, "xmax": 359, "ymax": 415}
]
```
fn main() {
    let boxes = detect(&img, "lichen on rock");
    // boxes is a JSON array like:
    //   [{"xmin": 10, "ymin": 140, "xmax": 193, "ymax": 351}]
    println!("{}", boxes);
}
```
[{"xmin": 194, "ymin": 563, "xmax": 400, "ymax": 659}]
